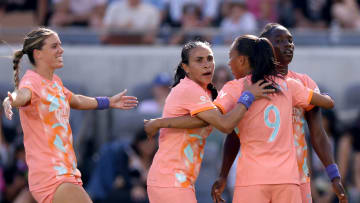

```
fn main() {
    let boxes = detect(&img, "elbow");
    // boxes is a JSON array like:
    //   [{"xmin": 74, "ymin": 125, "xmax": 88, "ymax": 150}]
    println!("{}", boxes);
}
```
[
  {"xmin": 218, "ymin": 123, "xmax": 234, "ymax": 134},
  {"xmin": 324, "ymin": 100, "xmax": 335, "ymax": 109}
]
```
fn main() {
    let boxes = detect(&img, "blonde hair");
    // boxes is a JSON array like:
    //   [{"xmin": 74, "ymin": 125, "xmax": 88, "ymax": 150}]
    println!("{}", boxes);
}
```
[{"xmin": 12, "ymin": 27, "xmax": 56, "ymax": 89}]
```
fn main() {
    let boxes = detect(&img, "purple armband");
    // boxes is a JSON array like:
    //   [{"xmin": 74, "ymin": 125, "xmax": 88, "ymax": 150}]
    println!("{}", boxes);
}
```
[
  {"xmin": 326, "ymin": 164, "xmax": 341, "ymax": 181},
  {"xmin": 237, "ymin": 91, "xmax": 255, "ymax": 109},
  {"xmin": 95, "ymin": 97, "xmax": 110, "ymax": 110}
]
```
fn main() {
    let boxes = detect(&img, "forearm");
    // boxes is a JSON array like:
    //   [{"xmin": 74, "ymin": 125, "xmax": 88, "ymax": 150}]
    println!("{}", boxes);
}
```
[
  {"xmin": 306, "ymin": 107, "xmax": 335, "ymax": 167},
  {"xmin": 197, "ymin": 104, "xmax": 247, "ymax": 134},
  {"xmin": 156, "ymin": 115, "xmax": 208, "ymax": 129},
  {"xmin": 10, "ymin": 88, "xmax": 31, "ymax": 107},
  {"xmin": 219, "ymin": 131, "xmax": 240, "ymax": 178},
  {"xmin": 70, "ymin": 94, "xmax": 98, "ymax": 110}
]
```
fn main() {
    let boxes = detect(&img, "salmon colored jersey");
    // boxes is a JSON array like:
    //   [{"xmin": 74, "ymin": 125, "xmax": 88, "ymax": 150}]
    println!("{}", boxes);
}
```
[
  {"xmin": 147, "ymin": 77, "xmax": 216, "ymax": 189},
  {"xmin": 214, "ymin": 75, "xmax": 313, "ymax": 186},
  {"xmin": 19, "ymin": 70, "xmax": 81, "ymax": 192},
  {"xmin": 287, "ymin": 70, "xmax": 320, "ymax": 184}
]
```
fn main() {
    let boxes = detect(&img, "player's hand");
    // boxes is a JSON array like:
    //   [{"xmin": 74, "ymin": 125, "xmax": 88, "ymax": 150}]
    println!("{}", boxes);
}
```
[
  {"xmin": 243, "ymin": 80, "xmax": 275, "ymax": 100},
  {"xmin": 2, "ymin": 92, "xmax": 14, "ymax": 120},
  {"xmin": 144, "ymin": 119, "xmax": 159, "ymax": 139},
  {"xmin": 331, "ymin": 178, "xmax": 348, "ymax": 203},
  {"xmin": 211, "ymin": 177, "xmax": 227, "ymax": 203},
  {"xmin": 109, "ymin": 89, "xmax": 138, "ymax": 110}
]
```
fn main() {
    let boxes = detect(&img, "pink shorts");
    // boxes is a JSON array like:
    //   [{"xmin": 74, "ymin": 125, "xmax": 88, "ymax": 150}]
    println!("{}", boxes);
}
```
[
  {"xmin": 300, "ymin": 182, "xmax": 312, "ymax": 203},
  {"xmin": 147, "ymin": 186, "xmax": 197, "ymax": 203},
  {"xmin": 233, "ymin": 184, "xmax": 302, "ymax": 203},
  {"xmin": 30, "ymin": 176, "xmax": 82, "ymax": 203}
]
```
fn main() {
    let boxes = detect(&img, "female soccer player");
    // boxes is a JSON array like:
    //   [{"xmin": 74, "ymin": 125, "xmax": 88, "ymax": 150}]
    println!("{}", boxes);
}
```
[
  {"xmin": 146, "ymin": 40, "xmax": 276, "ymax": 203},
  {"xmin": 211, "ymin": 23, "xmax": 347, "ymax": 203},
  {"xmin": 2, "ymin": 27, "xmax": 138, "ymax": 203},
  {"xmin": 145, "ymin": 35, "xmax": 335, "ymax": 203}
]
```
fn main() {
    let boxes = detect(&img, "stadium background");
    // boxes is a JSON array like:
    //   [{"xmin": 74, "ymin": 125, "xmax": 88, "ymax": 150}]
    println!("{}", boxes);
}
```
[{"xmin": 0, "ymin": 0, "xmax": 360, "ymax": 202}]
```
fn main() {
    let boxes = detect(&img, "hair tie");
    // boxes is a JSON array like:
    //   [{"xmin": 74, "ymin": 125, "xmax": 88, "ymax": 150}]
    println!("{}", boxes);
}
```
[{"xmin": 21, "ymin": 50, "xmax": 26, "ymax": 55}]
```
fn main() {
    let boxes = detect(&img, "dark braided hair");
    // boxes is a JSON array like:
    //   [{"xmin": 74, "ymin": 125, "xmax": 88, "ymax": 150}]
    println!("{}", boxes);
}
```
[
  {"xmin": 12, "ymin": 27, "xmax": 55, "ymax": 89},
  {"xmin": 173, "ymin": 41, "xmax": 218, "ymax": 100}
]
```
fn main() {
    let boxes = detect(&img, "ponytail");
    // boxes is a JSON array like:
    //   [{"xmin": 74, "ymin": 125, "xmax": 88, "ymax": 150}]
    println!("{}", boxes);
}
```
[
  {"xmin": 207, "ymin": 83, "xmax": 218, "ymax": 100},
  {"xmin": 12, "ymin": 50, "xmax": 24, "ymax": 89},
  {"xmin": 172, "ymin": 63, "xmax": 187, "ymax": 87}
]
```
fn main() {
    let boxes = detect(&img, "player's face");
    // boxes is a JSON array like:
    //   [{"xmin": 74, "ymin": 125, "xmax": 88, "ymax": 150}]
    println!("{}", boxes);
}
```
[
  {"xmin": 37, "ymin": 34, "xmax": 64, "ymax": 69},
  {"xmin": 228, "ymin": 45, "xmax": 249, "ymax": 79},
  {"xmin": 267, "ymin": 26, "xmax": 294, "ymax": 67},
  {"xmin": 182, "ymin": 46, "xmax": 215, "ymax": 88}
]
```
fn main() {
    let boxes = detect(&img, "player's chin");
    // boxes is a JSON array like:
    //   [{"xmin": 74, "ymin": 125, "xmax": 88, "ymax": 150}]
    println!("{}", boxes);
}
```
[{"xmin": 54, "ymin": 62, "xmax": 64, "ymax": 69}]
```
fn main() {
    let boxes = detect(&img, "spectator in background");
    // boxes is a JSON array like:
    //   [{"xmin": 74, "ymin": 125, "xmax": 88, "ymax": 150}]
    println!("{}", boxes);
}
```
[
  {"xmin": 101, "ymin": 0, "xmax": 160, "ymax": 44},
  {"xmin": 219, "ymin": 0, "xmax": 257, "ymax": 44},
  {"xmin": 3, "ymin": 143, "xmax": 35, "ymax": 203},
  {"xmin": 332, "ymin": 0, "xmax": 360, "ymax": 30},
  {"xmin": 169, "ymin": 4, "xmax": 210, "ymax": 44},
  {"xmin": 338, "ymin": 110, "xmax": 360, "ymax": 203},
  {"xmin": 245, "ymin": 0, "xmax": 277, "ymax": 28},
  {"xmin": 86, "ymin": 128, "xmax": 157, "ymax": 203},
  {"xmin": 137, "ymin": 72, "xmax": 171, "ymax": 115},
  {"xmin": 50, "ymin": 0, "xmax": 106, "ymax": 28},
  {"xmin": 0, "ymin": 0, "xmax": 48, "ymax": 26},
  {"xmin": 166, "ymin": 0, "xmax": 219, "ymax": 27},
  {"xmin": 293, "ymin": 0, "xmax": 333, "ymax": 29},
  {"xmin": 212, "ymin": 65, "xmax": 233, "ymax": 90},
  {"xmin": 277, "ymin": 0, "xmax": 296, "ymax": 28}
]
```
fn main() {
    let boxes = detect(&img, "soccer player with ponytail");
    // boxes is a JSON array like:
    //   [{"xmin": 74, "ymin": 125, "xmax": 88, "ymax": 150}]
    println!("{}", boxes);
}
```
[
  {"xmin": 2, "ymin": 27, "xmax": 138, "ymax": 203},
  {"xmin": 146, "ymin": 40, "xmax": 273, "ymax": 203}
]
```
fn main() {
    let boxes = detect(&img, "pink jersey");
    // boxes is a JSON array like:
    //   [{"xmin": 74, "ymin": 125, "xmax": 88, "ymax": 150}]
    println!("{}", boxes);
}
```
[
  {"xmin": 214, "ymin": 75, "xmax": 313, "ymax": 186},
  {"xmin": 287, "ymin": 70, "xmax": 320, "ymax": 183},
  {"xmin": 19, "ymin": 70, "xmax": 81, "ymax": 192},
  {"xmin": 147, "ymin": 77, "xmax": 216, "ymax": 188}
]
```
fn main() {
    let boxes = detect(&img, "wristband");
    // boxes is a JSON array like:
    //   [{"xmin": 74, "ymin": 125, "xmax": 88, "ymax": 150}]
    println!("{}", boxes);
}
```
[
  {"xmin": 326, "ymin": 164, "xmax": 341, "ymax": 181},
  {"xmin": 237, "ymin": 91, "xmax": 255, "ymax": 109},
  {"xmin": 95, "ymin": 97, "xmax": 110, "ymax": 110}
]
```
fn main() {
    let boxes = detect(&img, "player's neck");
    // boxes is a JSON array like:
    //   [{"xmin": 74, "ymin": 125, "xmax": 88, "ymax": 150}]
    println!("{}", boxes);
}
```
[{"xmin": 34, "ymin": 65, "xmax": 54, "ymax": 81}]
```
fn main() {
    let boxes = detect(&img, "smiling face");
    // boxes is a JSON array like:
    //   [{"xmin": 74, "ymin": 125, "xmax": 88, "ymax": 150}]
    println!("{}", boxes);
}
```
[
  {"xmin": 267, "ymin": 26, "xmax": 294, "ymax": 67},
  {"xmin": 182, "ymin": 45, "xmax": 215, "ymax": 88},
  {"xmin": 35, "ymin": 33, "xmax": 64, "ymax": 70}
]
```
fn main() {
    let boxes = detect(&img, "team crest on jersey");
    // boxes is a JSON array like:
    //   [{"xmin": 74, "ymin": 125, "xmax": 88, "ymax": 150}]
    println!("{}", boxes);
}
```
[
  {"xmin": 198, "ymin": 95, "xmax": 210, "ymax": 104},
  {"xmin": 218, "ymin": 90, "xmax": 227, "ymax": 99}
]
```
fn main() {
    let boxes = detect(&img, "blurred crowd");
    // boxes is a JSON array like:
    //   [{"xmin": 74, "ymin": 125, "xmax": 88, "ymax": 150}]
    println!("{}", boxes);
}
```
[
  {"xmin": 1, "ymin": 67, "xmax": 360, "ymax": 203},
  {"xmin": 1, "ymin": 0, "xmax": 360, "ymax": 44}
]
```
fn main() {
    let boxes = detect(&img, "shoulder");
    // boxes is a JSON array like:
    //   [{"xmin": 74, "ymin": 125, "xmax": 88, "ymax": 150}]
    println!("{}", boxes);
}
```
[{"xmin": 20, "ymin": 70, "xmax": 39, "ymax": 86}]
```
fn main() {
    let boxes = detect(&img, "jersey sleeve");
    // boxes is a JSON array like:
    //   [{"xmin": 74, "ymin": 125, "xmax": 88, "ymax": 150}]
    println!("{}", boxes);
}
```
[
  {"xmin": 178, "ymin": 85, "xmax": 217, "ymax": 116},
  {"xmin": 287, "ymin": 78, "xmax": 313, "ymax": 109},
  {"xmin": 19, "ymin": 76, "xmax": 40, "ymax": 105},
  {"xmin": 213, "ymin": 80, "xmax": 243, "ymax": 114}
]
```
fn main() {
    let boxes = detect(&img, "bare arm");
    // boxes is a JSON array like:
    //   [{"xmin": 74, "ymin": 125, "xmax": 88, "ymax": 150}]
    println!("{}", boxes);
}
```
[
  {"xmin": 70, "ymin": 89, "xmax": 138, "ymax": 110},
  {"xmin": 306, "ymin": 107, "xmax": 334, "ymax": 168},
  {"xmin": 211, "ymin": 131, "xmax": 240, "ymax": 202},
  {"xmin": 306, "ymin": 107, "xmax": 347, "ymax": 201},
  {"xmin": 310, "ymin": 92, "xmax": 334, "ymax": 109}
]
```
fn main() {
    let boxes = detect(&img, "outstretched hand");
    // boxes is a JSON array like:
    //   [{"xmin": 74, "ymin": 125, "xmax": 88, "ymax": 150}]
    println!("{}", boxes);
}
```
[
  {"xmin": 144, "ymin": 119, "xmax": 159, "ymax": 139},
  {"xmin": 243, "ymin": 80, "xmax": 275, "ymax": 100},
  {"xmin": 211, "ymin": 177, "xmax": 227, "ymax": 203},
  {"xmin": 2, "ymin": 92, "xmax": 14, "ymax": 120},
  {"xmin": 332, "ymin": 178, "xmax": 348, "ymax": 203},
  {"xmin": 109, "ymin": 89, "xmax": 138, "ymax": 110}
]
